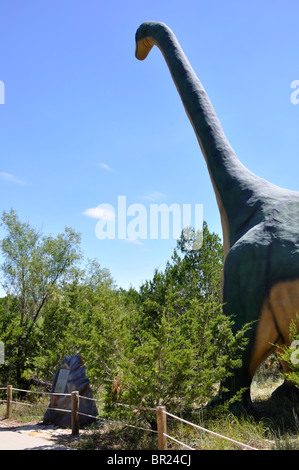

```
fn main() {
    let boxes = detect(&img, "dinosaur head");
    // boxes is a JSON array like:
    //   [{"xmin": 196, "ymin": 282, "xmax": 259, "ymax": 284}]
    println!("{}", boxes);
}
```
[
  {"xmin": 135, "ymin": 22, "xmax": 155, "ymax": 60},
  {"xmin": 135, "ymin": 22, "xmax": 167, "ymax": 60}
]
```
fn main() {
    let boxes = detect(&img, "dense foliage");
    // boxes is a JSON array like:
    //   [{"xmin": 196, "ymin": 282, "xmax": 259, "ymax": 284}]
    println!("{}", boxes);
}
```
[
  {"xmin": 277, "ymin": 315, "xmax": 299, "ymax": 390},
  {"xmin": 0, "ymin": 210, "xmax": 251, "ymax": 414}
]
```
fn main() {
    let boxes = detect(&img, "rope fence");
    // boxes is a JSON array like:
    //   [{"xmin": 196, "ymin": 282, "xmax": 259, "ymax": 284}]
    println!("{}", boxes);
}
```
[
  {"xmin": 163, "ymin": 408, "xmax": 258, "ymax": 450},
  {"xmin": 0, "ymin": 385, "xmax": 258, "ymax": 450}
]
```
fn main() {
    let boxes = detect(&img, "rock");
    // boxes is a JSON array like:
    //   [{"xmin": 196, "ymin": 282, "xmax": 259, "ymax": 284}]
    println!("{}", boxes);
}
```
[{"xmin": 43, "ymin": 355, "xmax": 98, "ymax": 428}]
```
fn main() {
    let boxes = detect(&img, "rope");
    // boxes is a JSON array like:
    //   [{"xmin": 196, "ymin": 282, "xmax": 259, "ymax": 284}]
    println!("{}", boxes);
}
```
[
  {"xmin": 164, "ymin": 411, "xmax": 258, "ymax": 450},
  {"xmin": 1, "ymin": 385, "xmax": 259, "ymax": 449},
  {"xmin": 10, "ymin": 400, "xmax": 40, "ymax": 408},
  {"xmin": 76, "ymin": 411, "xmax": 158, "ymax": 434},
  {"xmin": 9, "ymin": 400, "xmax": 71, "ymax": 414},
  {"xmin": 109, "ymin": 401, "xmax": 156, "ymax": 412},
  {"xmin": 5, "ymin": 388, "xmax": 155, "ymax": 410},
  {"xmin": 3, "ymin": 389, "xmax": 156, "ymax": 435},
  {"xmin": 78, "ymin": 395, "xmax": 100, "ymax": 402},
  {"xmin": 46, "ymin": 407, "xmax": 72, "ymax": 414},
  {"xmin": 163, "ymin": 433, "xmax": 194, "ymax": 450},
  {"xmin": 12, "ymin": 387, "xmax": 71, "ymax": 397}
]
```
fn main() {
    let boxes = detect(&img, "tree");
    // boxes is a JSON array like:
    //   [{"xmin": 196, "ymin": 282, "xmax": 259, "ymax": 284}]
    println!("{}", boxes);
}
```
[
  {"xmin": 109, "ymin": 293, "xmax": 248, "ymax": 415},
  {"xmin": 0, "ymin": 209, "xmax": 81, "ymax": 385},
  {"xmin": 168, "ymin": 222, "xmax": 223, "ymax": 303},
  {"xmin": 59, "ymin": 259, "xmax": 129, "ymax": 388},
  {"xmin": 32, "ymin": 258, "xmax": 130, "ymax": 389},
  {"xmin": 137, "ymin": 222, "xmax": 223, "ymax": 327},
  {"xmin": 104, "ymin": 223, "xmax": 249, "ymax": 422}
]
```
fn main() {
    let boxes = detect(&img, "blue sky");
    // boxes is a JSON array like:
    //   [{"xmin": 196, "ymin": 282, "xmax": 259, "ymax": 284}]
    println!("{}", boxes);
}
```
[{"xmin": 0, "ymin": 0, "xmax": 298, "ymax": 293}]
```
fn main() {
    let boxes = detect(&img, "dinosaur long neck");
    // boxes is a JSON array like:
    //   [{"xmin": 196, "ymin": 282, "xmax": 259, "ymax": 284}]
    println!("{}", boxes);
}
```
[{"xmin": 136, "ymin": 22, "xmax": 266, "ymax": 256}]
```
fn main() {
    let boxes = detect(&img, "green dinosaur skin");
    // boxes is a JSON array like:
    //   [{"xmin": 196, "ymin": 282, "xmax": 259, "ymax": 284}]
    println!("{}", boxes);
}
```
[{"xmin": 135, "ymin": 22, "xmax": 299, "ymax": 409}]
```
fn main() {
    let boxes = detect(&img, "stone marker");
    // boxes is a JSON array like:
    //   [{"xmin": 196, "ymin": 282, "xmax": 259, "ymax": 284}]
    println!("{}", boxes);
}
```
[
  {"xmin": 0, "ymin": 341, "xmax": 4, "ymax": 364},
  {"xmin": 43, "ymin": 354, "xmax": 98, "ymax": 428}
]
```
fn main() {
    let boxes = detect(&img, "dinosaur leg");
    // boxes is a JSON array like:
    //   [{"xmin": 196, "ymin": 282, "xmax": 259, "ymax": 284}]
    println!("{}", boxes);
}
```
[
  {"xmin": 212, "ymin": 249, "xmax": 265, "ymax": 411},
  {"xmin": 206, "ymin": 292, "xmax": 257, "ymax": 412},
  {"xmin": 255, "ymin": 279, "xmax": 299, "ymax": 402},
  {"xmin": 219, "ymin": 279, "xmax": 299, "ymax": 410},
  {"xmin": 271, "ymin": 364, "xmax": 299, "ymax": 402},
  {"xmin": 215, "ymin": 306, "xmax": 279, "ymax": 412}
]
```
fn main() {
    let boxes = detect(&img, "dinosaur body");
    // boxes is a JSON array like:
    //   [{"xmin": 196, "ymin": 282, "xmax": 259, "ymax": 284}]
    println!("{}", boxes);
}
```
[{"xmin": 135, "ymin": 21, "xmax": 299, "ymax": 408}]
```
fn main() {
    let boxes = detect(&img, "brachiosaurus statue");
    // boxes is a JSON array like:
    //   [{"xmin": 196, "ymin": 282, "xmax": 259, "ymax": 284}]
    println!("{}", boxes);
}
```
[{"xmin": 135, "ymin": 21, "xmax": 299, "ymax": 409}]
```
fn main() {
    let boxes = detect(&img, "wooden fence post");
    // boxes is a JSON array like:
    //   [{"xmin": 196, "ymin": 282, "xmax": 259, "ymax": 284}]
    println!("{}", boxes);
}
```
[
  {"xmin": 156, "ymin": 405, "xmax": 167, "ymax": 450},
  {"xmin": 6, "ymin": 385, "xmax": 12, "ymax": 419},
  {"xmin": 71, "ymin": 391, "xmax": 79, "ymax": 435}
]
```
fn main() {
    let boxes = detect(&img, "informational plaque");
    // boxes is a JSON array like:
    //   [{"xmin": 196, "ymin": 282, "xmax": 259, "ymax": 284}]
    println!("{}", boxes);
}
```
[
  {"xmin": 0, "ymin": 341, "xmax": 4, "ymax": 365},
  {"xmin": 54, "ymin": 368, "xmax": 70, "ymax": 393}
]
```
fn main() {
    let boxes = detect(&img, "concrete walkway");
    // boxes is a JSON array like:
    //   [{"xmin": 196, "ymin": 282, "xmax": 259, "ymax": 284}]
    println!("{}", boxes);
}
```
[
  {"xmin": 0, "ymin": 424, "xmax": 74, "ymax": 450},
  {"xmin": 0, "ymin": 429, "xmax": 73, "ymax": 450}
]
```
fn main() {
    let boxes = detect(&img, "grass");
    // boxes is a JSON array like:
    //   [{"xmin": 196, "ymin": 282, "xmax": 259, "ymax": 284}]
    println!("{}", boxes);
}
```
[
  {"xmin": 56, "ymin": 389, "xmax": 299, "ymax": 451},
  {"xmin": 0, "ymin": 360, "xmax": 298, "ymax": 450},
  {"xmin": 0, "ymin": 391, "xmax": 49, "ymax": 424}
]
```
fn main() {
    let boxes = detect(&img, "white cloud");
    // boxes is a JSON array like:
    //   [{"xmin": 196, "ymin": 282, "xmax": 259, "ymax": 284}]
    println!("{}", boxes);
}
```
[
  {"xmin": 0, "ymin": 172, "xmax": 26, "ymax": 185},
  {"xmin": 124, "ymin": 238, "xmax": 143, "ymax": 246},
  {"xmin": 141, "ymin": 191, "xmax": 167, "ymax": 202},
  {"xmin": 83, "ymin": 206, "xmax": 115, "ymax": 221},
  {"xmin": 98, "ymin": 162, "xmax": 114, "ymax": 172}
]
